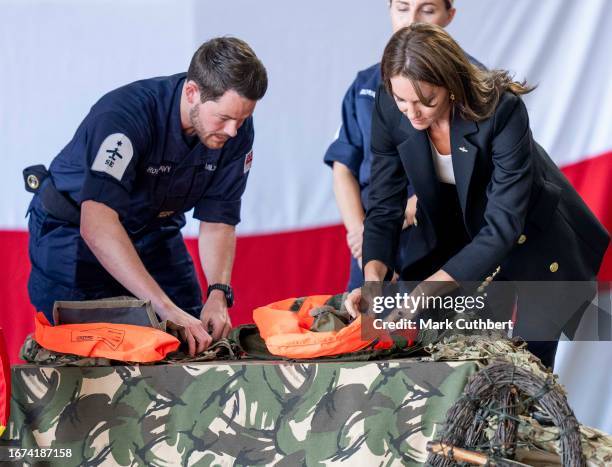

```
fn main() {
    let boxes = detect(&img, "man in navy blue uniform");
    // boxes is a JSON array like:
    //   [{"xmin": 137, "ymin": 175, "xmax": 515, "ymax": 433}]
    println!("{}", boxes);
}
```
[
  {"xmin": 324, "ymin": 0, "xmax": 483, "ymax": 290},
  {"xmin": 26, "ymin": 37, "xmax": 268, "ymax": 355}
]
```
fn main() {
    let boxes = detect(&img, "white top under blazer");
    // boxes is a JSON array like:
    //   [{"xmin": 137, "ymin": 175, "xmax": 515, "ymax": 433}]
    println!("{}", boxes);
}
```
[{"xmin": 428, "ymin": 134, "xmax": 455, "ymax": 185}]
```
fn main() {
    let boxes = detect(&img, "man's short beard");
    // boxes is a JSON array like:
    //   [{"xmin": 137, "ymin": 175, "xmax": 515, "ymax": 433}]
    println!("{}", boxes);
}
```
[
  {"xmin": 189, "ymin": 102, "xmax": 228, "ymax": 149},
  {"xmin": 189, "ymin": 103, "xmax": 208, "ymax": 143}
]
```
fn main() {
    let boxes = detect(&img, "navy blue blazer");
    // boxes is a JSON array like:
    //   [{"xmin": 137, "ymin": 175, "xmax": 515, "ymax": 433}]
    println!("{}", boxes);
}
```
[{"xmin": 363, "ymin": 86, "xmax": 610, "ymax": 282}]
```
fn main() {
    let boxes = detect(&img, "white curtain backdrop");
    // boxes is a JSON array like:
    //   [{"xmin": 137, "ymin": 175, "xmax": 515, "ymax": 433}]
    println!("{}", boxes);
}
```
[{"xmin": 1, "ymin": 0, "xmax": 610, "ymax": 432}]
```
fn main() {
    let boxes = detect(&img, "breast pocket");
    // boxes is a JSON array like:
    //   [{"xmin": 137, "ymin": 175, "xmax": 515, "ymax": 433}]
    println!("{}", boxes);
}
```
[{"xmin": 155, "ymin": 162, "xmax": 217, "ymax": 213}]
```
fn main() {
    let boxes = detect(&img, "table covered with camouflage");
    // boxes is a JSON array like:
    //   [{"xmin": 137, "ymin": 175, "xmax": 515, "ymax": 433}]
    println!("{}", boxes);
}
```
[{"xmin": 2, "ymin": 358, "xmax": 477, "ymax": 466}]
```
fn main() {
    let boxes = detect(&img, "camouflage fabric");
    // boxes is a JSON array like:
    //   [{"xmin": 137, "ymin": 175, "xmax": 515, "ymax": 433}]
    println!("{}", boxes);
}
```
[
  {"xmin": 8, "ymin": 314, "xmax": 611, "ymax": 465},
  {"xmin": 2, "ymin": 359, "xmax": 477, "ymax": 466}
]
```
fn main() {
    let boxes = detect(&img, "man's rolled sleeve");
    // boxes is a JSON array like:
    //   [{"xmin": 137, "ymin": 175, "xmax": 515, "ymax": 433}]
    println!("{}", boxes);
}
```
[
  {"xmin": 193, "ymin": 157, "xmax": 248, "ymax": 225},
  {"xmin": 193, "ymin": 119, "xmax": 254, "ymax": 226},
  {"xmin": 194, "ymin": 198, "xmax": 242, "ymax": 225}
]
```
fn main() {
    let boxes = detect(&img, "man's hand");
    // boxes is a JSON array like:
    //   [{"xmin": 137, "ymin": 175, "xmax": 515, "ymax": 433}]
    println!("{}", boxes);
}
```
[
  {"xmin": 198, "ymin": 222, "xmax": 235, "ymax": 341},
  {"xmin": 402, "ymin": 195, "xmax": 418, "ymax": 230},
  {"xmin": 346, "ymin": 223, "xmax": 364, "ymax": 260},
  {"xmin": 200, "ymin": 290, "xmax": 232, "ymax": 341},
  {"xmin": 157, "ymin": 303, "xmax": 212, "ymax": 357}
]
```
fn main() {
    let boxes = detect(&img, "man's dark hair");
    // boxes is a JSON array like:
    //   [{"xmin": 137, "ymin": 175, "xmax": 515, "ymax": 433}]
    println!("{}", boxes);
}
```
[{"xmin": 187, "ymin": 37, "xmax": 268, "ymax": 102}]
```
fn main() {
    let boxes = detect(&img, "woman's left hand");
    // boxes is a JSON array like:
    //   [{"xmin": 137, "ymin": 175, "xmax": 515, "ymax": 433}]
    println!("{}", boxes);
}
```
[
  {"xmin": 344, "ymin": 287, "xmax": 363, "ymax": 319},
  {"xmin": 425, "ymin": 269, "xmax": 457, "ymax": 285},
  {"xmin": 402, "ymin": 195, "xmax": 418, "ymax": 229}
]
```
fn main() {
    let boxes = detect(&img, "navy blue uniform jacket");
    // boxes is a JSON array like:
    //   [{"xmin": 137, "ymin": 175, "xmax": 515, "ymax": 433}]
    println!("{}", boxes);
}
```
[
  {"xmin": 28, "ymin": 74, "xmax": 254, "ymax": 310},
  {"xmin": 363, "ymin": 86, "xmax": 610, "ymax": 282}
]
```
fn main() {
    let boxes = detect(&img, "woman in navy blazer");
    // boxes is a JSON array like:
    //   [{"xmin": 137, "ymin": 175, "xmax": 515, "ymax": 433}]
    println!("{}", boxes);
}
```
[{"xmin": 345, "ymin": 23, "xmax": 610, "ymax": 368}]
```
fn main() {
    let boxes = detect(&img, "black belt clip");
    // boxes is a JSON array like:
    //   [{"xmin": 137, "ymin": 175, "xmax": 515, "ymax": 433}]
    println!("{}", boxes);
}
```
[
  {"xmin": 23, "ymin": 164, "xmax": 81, "ymax": 225},
  {"xmin": 23, "ymin": 164, "xmax": 49, "ymax": 193}
]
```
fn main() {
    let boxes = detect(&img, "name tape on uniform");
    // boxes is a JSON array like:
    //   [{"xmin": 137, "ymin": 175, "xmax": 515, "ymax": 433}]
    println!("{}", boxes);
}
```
[
  {"xmin": 359, "ymin": 88, "xmax": 376, "ymax": 98},
  {"xmin": 91, "ymin": 133, "xmax": 134, "ymax": 181}
]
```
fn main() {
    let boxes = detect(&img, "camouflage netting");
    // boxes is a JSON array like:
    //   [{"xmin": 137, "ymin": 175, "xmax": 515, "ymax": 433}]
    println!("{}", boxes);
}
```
[
  {"xmin": 516, "ymin": 416, "xmax": 612, "ymax": 466},
  {"xmin": 426, "ymin": 335, "xmax": 612, "ymax": 467},
  {"xmin": 425, "ymin": 333, "xmax": 539, "ymax": 369}
]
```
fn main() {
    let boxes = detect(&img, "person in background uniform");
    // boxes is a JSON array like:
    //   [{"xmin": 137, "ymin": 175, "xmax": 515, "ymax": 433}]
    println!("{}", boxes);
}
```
[
  {"xmin": 324, "ymin": 0, "xmax": 483, "ymax": 291},
  {"xmin": 345, "ymin": 24, "xmax": 610, "ymax": 368},
  {"xmin": 26, "ymin": 37, "xmax": 268, "ymax": 356}
]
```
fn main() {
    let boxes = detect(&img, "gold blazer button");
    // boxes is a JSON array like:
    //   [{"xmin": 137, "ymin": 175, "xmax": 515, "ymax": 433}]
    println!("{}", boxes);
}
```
[
  {"xmin": 517, "ymin": 234, "xmax": 527, "ymax": 244},
  {"xmin": 549, "ymin": 262, "xmax": 559, "ymax": 273}
]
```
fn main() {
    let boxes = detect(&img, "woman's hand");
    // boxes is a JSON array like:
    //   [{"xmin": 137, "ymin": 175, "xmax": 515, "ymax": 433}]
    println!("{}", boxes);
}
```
[
  {"xmin": 344, "ymin": 287, "xmax": 363, "ymax": 319},
  {"xmin": 425, "ymin": 269, "xmax": 457, "ymax": 285},
  {"xmin": 402, "ymin": 195, "xmax": 418, "ymax": 229}
]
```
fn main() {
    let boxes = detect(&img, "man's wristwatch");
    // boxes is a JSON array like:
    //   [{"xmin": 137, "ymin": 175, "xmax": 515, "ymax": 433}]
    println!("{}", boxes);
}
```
[{"xmin": 207, "ymin": 283, "xmax": 234, "ymax": 308}]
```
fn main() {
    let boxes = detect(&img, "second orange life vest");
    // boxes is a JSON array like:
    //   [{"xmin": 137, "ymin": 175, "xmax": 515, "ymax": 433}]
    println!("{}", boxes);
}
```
[{"xmin": 253, "ymin": 295, "xmax": 417, "ymax": 358}]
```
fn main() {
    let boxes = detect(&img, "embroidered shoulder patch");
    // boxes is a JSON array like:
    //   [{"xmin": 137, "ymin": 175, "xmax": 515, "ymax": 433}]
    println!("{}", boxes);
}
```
[{"xmin": 91, "ymin": 133, "xmax": 134, "ymax": 181}]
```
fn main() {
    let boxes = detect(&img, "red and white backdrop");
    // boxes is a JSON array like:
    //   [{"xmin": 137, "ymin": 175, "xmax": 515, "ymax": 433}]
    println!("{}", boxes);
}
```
[{"xmin": 1, "ymin": 0, "xmax": 611, "ymax": 430}]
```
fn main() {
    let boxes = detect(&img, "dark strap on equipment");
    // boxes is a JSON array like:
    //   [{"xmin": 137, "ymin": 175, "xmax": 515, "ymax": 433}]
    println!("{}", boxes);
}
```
[{"xmin": 23, "ymin": 165, "xmax": 81, "ymax": 225}]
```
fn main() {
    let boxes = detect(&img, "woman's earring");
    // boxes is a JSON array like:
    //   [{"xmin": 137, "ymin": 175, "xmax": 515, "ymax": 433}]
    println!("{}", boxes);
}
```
[{"xmin": 450, "ymin": 92, "xmax": 455, "ymax": 101}]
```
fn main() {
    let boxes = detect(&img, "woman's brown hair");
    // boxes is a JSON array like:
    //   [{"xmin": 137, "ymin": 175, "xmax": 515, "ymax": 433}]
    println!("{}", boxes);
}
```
[{"xmin": 381, "ymin": 23, "xmax": 534, "ymax": 121}]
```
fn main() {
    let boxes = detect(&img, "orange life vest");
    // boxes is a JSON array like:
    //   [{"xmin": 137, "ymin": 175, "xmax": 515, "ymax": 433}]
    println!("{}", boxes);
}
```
[
  {"xmin": 253, "ymin": 295, "xmax": 416, "ymax": 358},
  {"xmin": 0, "ymin": 327, "xmax": 10, "ymax": 437},
  {"xmin": 34, "ymin": 312, "xmax": 180, "ymax": 363}
]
